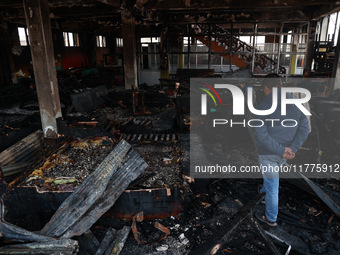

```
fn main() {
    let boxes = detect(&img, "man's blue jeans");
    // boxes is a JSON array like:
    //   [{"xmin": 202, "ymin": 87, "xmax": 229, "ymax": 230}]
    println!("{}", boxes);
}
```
[{"xmin": 259, "ymin": 154, "xmax": 286, "ymax": 222}]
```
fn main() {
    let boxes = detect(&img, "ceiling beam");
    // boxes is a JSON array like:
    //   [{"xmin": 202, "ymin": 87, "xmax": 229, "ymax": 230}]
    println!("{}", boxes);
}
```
[{"xmin": 93, "ymin": 0, "xmax": 121, "ymax": 8}]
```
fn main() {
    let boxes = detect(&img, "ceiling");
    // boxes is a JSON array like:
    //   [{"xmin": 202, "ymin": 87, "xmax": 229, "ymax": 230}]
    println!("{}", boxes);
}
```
[{"xmin": 0, "ymin": 0, "xmax": 340, "ymax": 31}]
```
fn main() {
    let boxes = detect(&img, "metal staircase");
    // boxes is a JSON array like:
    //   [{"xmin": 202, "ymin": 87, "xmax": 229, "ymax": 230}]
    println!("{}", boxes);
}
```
[{"xmin": 193, "ymin": 24, "xmax": 286, "ymax": 74}]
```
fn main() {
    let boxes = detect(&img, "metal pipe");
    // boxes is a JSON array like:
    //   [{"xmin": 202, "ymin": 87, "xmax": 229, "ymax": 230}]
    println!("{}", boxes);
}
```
[
  {"xmin": 251, "ymin": 23, "xmax": 257, "ymax": 74},
  {"xmin": 276, "ymin": 22, "xmax": 283, "ymax": 74},
  {"xmin": 208, "ymin": 24, "xmax": 211, "ymax": 69}
]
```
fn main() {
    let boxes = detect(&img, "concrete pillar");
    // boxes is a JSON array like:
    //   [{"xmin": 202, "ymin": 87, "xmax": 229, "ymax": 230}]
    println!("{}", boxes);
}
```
[
  {"xmin": 160, "ymin": 28, "xmax": 169, "ymax": 79},
  {"xmin": 85, "ymin": 30, "xmax": 97, "ymax": 67},
  {"xmin": 303, "ymin": 21, "xmax": 317, "ymax": 77},
  {"xmin": 23, "ymin": 0, "xmax": 62, "ymax": 139},
  {"xmin": 121, "ymin": 15, "xmax": 138, "ymax": 89},
  {"xmin": 0, "ymin": 24, "xmax": 14, "ymax": 86},
  {"xmin": 178, "ymin": 36, "xmax": 184, "ymax": 69}
]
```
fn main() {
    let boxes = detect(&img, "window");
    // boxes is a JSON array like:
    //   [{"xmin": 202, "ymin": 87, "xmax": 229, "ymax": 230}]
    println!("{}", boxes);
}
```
[
  {"xmin": 116, "ymin": 38, "xmax": 123, "ymax": 47},
  {"xmin": 18, "ymin": 27, "xmax": 29, "ymax": 46},
  {"xmin": 139, "ymin": 37, "xmax": 161, "ymax": 70},
  {"xmin": 96, "ymin": 35, "xmax": 106, "ymax": 47},
  {"xmin": 63, "ymin": 32, "xmax": 79, "ymax": 47}
]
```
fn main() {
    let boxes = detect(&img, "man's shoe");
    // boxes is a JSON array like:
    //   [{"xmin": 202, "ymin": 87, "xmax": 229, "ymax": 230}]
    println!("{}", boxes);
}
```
[{"xmin": 261, "ymin": 215, "xmax": 277, "ymax": 227}]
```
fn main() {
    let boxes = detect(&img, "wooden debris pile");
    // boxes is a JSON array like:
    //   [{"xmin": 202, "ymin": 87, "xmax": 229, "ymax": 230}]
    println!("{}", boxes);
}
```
[{"xmin": 0, "ymin": 139, "xmax": 148, "ymax": 254}]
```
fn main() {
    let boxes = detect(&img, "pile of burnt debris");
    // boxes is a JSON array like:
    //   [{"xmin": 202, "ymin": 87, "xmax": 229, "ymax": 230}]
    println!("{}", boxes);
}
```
[{"xmin": 0, "ymin": 72, "xmax": 339, "ymax": 254}]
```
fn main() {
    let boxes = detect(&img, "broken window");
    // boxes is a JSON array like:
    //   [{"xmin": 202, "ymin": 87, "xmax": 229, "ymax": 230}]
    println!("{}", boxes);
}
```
[
  {"xmin": 18, "ymin": 27, "xmax": 29, "ymax": 46},
  {"xmin": 116, "ymin": 37, "xmax": 123, "ymax": 47},
  {"xmin": 63, "ymin": 32, "xmax": 80, "ymax": 47},
  {"xmin": 96, "ymin": 35, "xmax": 106, "ymax": 48},
  {"xmin": 139, "ymin": 37, "xmax": 160, "ymax": 70}
]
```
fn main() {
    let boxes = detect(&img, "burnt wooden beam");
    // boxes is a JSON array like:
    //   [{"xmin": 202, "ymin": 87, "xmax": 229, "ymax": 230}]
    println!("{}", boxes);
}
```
[
  {"xmin": 40, "ymin": 140, "xmax": 131, "ymax": 238},
  {"xmin": 0, "ymin": 200, "xmax": 54, "ymax": 243},
  {"xmin": 23, "ymin": 0, "xmax": 62, "ymax": 139},
  {"xmin": 0, "ymin": 239, "xmax": 79, "ymax": 255},
  {"xmin": 247, "ymin": 215, "xmax": 281, "ymax": 255},
  {"xmin": 77, "ymin": 230, "xmax": 100, "ymax": 255},
  {"xmin": 0, "ymin": 131, "xmax": 43, "ymax": 177},
  {"xmin": 95, "ymin": 228, "xmax": 117, "ymax": 255},
  {"xmin": 104, "ymin": 226, "xmax": 130, "ymax": 255},
  {"xmin": 122, "ymin": 14, "xmax": 138, "ymax": 89},
  {"xmin": 93, "ymin": 0, "xmax": 121, "ymax": 8},
  {"xmin": 134, "ymin": 0, "xmax": 339, "ymax": 11},
  {"xmin": 95, "ymin": 226, "xmax": 130, "ymax": 255}
]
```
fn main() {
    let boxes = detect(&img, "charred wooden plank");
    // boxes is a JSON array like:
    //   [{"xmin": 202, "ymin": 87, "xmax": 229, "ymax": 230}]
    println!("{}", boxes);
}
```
[
  {"xmin": 1, "ymin": 162, "xmax": 34, "ymax": 177},
  {"xmin": 0, "ymin": 131, "xmax": 42, "ymax": 165},
  {"xmin": 131, "ymin": 134, "xmax": 137, "ymax": 141},
  {"xmin": 40, "ymin": 140, "xmax": 131, "ymax": 238},
  {"xmin": 299, "ymin": 172, "xmax": 340, "ymax": 217},
  {"xmin": 247, "ymin": 215, "xmax": 281, "ymax": 255},
  {"xmin": 95, "ymin": 228, "xmax": 117, "ymax": 255},
  {"xmin": 77, "ymin": 230, "xmax": 100, "ymax": 255},
  {"xmin": 0, "ymin": 221, "xmax": 54, "ymax": 243},
  {"xmin": 0, "ymin": 239, "xmax": 79, "ymax": 255},
  {"xmin": 61, "ymin": 149, "xmax": 147, "ymax": 238},
  {"xmin": 104, "ymin": 226, "xmax": 130, "ymax": 255},
  {"xmin": 0, "ymin": 200, "xmax": 54, "ymax": 243}
]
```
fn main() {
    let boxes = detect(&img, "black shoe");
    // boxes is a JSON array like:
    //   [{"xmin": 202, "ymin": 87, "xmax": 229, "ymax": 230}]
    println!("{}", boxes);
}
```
[
  {"xmin": 260, "ymin": 215, "xmax": 277, "ymax": 227},
  {"xmin": 255, "ymin": 209, "xmax": 277, "ymax": 226}
]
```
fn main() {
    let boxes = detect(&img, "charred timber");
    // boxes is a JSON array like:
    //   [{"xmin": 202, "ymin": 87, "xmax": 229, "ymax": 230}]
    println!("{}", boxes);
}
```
[
  {"xmin": 103, "ymin": 226, "xmax": 130, "ymax": 255},
  {"xmin": 0, "ymin": 239, "xmax": 79, "ymax": 255},
  {"xmin": 41, "ymin": 140, "xmax": 147, "ymax": 239},
  {"xmin": 0, "ymin": 200, "xmax": 54, "ymax": 243},
  {"xmin": 40, "ymin": 140, "xmax": 131, "ymax": 238}
]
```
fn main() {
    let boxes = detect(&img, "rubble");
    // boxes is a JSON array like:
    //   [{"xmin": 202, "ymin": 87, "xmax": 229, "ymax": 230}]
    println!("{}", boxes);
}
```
[
  {"xmin": 0, "ymin": 78, "xmax": 339, "ymax": 255},
  {"xmin": 23, "ymin": 137, "xmax": 115, "ymax": 191}
]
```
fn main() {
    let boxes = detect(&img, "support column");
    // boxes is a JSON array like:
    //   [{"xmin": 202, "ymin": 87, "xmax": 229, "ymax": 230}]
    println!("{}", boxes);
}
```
[
  {"xmin": 23, "ymin": 0, "xmax": 62, "ymax": 139},
  {"xmin": 290, "ymin": 31, "xmax": 299, "ymax": 75},
  {"xmin": 121, "ymin": 15, "xmax": 138, "ymax": 89},
  {"xmin": 178, "ymin": 36, "xmax": 184, "ymax": 69},
  {"xmin": 303, "ymin": 21, "xmax": 317, "ymax": 77},
  {"xmin": 86, "ymin": 30, "xmax": 97, "ymax": 67},
  {"xmin": 0, "ymin": 24, "xmax": 14, "ymax": 86},
  {"xmin": 160, "ymin": 27, "xmax": 169, "ymax": 79}
]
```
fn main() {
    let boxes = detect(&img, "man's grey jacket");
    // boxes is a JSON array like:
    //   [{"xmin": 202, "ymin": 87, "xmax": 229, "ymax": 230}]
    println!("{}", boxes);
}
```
[{"xmin": 255, "ymin": 89, "xmax": 311, "ymax": 156}]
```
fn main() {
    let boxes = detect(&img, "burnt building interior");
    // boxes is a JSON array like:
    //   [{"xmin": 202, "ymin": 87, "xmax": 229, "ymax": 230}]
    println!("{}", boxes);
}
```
[{"xmin": 0, "ymin": 0, "xmax": 340, "ymax": 254}]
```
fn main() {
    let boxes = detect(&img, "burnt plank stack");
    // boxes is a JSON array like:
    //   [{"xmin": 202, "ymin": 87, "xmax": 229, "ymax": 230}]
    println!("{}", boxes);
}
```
[{"xmin": 41, "ymin": 139, "xmax": 148, "ymax": 239}]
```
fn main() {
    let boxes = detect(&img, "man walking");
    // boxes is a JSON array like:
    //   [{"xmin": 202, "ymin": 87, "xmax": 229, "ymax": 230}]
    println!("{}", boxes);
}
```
[{"xmin": 255, "ymin": 74, "xmax": 310, "ymax": 226}]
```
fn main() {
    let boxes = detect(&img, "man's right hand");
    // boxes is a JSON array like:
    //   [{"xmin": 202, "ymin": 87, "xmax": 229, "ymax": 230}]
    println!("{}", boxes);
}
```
[{"xmin": 283, "ymin": 147, "xmax": 295, "ymax": 160}]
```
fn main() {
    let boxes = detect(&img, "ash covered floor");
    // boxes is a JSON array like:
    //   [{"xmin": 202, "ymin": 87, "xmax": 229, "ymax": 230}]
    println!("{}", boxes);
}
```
[{"xmin": 0, "ymin": 82, "xmax": 339, "ymax": 255}]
